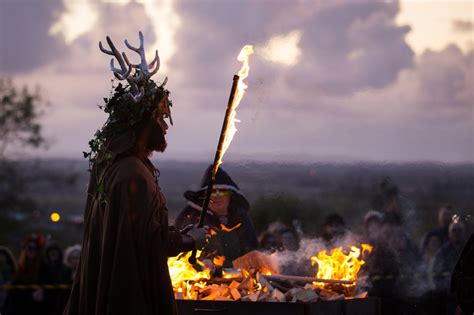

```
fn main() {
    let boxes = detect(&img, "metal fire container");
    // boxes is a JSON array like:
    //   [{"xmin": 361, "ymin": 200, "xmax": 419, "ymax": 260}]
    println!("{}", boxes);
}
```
[{"xmin": 176, "ymin": 297, "xmax": 381, "ymax": 315}]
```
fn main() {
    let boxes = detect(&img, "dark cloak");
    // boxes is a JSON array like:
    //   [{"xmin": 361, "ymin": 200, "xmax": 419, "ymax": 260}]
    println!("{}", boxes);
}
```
[
  {"xmin": 451, "ymin": 233, "xmax": 474, "ymax": 314},
  {"xmin": 65, "ymin": 154, "xmax": 192, "ymax": 315}
]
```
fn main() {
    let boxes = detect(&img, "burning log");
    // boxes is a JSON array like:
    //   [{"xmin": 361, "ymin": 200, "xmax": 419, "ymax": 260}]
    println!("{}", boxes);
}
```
[
  {"xmin": 263, "ymin": 274, "xmax": 354, "ymax": 285},
  {"xmin": 270, "ymin": 288, "xmax": 286, "ymax": 302},
  {"xmin": 232, "ymin": 250, "xmax": 279, "ymax": 274},
  {"xmin": 230, "ymin": 288, "xmax": 241, "ymax": 300},
  {"xmin": 293, "ymin": 289, "xmax": 319, "ymax": 303},
  {"xmin": 229, "ymin": 280, "xmax": 240, "ymax": 289},
  {"xmin": 318, "ymin": 287, "xmax": 343, "ymax": 300},
  {"xmin": 241, "ymin": 292, "xmax": 260, "ymax": 302},
  {"xmin": 257, "ymin": 274, "xmax": 274, "ymax": 292},
  {"xmin": 237, "ymin": 276, "xmax": 254, "ymax": 291},
  {"xmin": 267, "ymin": 280, "xmax": 293, "ymax": 293}
]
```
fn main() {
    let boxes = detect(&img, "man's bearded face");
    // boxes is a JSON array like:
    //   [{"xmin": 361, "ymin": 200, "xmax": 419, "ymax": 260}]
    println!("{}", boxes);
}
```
[
  {"xmin": 146, "ymin": 95, "xmax": 172, "ymax": 153},
  {"xmin": 147, "ymin": 116, "xmax": 168, "ymax": 153}
]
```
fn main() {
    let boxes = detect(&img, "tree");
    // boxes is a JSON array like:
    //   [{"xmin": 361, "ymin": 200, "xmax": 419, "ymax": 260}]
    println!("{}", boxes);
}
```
[
  {"xmin": 0, "ymin": 78, "xmax": 47, "ymax": 245},
  {"xmin": 0, "ymin": 78, "xmax": 46, "ymax": 158}
]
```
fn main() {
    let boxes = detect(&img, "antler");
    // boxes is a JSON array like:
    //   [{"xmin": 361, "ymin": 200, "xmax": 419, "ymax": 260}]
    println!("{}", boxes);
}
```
[
  {"xmin": 99, "ymin": 36, "xmax": 144, "ymax": 102},
  {"xmin": 124, "ymin": 31, "xmax": 160, "ymax": 79}
]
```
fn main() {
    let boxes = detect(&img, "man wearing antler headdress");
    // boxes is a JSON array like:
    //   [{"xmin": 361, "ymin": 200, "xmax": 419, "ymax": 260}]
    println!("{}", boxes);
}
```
[{"xmin": 64, "ymin": 32, "xmax": 209, "ymax": 315}]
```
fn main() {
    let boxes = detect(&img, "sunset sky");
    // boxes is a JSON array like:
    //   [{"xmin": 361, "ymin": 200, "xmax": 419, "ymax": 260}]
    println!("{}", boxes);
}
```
[{"xmin": 0, "ymin": 0, "xmax": 472, "ymax": 163}]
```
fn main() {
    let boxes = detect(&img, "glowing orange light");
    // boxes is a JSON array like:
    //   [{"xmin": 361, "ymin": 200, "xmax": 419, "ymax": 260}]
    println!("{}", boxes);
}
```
[
  {"xmin": 167, "ymin": 251, "xmax": 210, "ymax": 300},
  {"xmin": 220, "ymin": 223, "xmax": 242, "ymax": 232},
  {"xmin": 213, "ymin": 256, "xmax": 226, "ymax": 267},
  {"xmin": 311, "ymin": 244, "xmax": 372, "ymax": 294},
  {"xmin": 361, "ymin": 243, "xmax": 373, "ymax": 256},
  {"xmin": 50, "ymin": 212, "xmax": 61, "ymax": 222}
]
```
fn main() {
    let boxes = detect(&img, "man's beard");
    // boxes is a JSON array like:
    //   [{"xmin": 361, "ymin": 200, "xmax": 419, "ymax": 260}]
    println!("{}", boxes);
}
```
[
  {"xmin": 156, "ymin": 140, "xmax": 167, "ymax": 152},
  {"xmin": 147, "ymin": 123, "xmax": 167, "ymax": 153}
]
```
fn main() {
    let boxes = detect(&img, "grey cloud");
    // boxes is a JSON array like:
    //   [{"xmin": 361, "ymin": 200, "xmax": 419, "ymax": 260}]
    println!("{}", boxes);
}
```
[
  {"xmin": 0, "ymin": 0, "xmax": 67, "ymax": 74},
  {"xmin": 172, "ymin": 1, "xmax": 413, "ymax": 100},
  {"xmin": 95, "ymin": 3, "xmax": 152, "ymax": 43},
  {"xmin": 452, "ymin": 19, "xmax": 473, "ymax": 33},
  {"xmin": 286, "ymin": 1, "xmax": 413, "ymax": 95},
  {"xmin": 200, "ymin": 43, "xmax": 474, "ymax": 162},
  {"xmin": 415, "ymin": 45, "xmax": 473, "ymax": 113},
  {"xmin": 5, "ymin": 0, "xmax": 472, "ymax": 163},
  {"xmin": 172, "ymin": 0, "xmax": 272, "ymax": 94}
]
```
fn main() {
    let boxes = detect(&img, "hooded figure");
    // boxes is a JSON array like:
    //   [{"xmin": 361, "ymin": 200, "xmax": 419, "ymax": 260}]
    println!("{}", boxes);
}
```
[
  {"xmin": 63, "ymin": 245, "xmax": 81, "ymax": 275},
  {"xmin": 38, "ymin": 242, "xmax": 70, "ymax": 315},
  {"xmin": 175, "ymin": 166, "xmax": 259, "ymax": 267},
  {"xmin": 65, "ymin": 32, "xmax": 209, "ymax": 315},
  {"xmin": 3, "ymin": 234, "xmax": 46, "ymax": 315}
]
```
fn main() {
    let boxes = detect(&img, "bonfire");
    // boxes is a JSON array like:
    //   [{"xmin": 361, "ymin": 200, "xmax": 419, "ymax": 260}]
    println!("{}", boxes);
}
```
[{"xmin": 167, "ymin": 244, "xmax": 372, "ymax": 303}]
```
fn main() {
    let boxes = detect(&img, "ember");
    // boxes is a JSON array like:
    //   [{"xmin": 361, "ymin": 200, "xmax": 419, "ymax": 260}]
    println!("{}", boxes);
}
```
[{"xmin": 221, "ymin": 222, "xmax": 242, "ymax": 232}]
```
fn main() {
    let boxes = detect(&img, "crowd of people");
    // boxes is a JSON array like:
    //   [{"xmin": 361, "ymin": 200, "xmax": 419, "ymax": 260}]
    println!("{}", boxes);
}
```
[
  {"xmin": 0, "ymin": 235, "xmax": 81, "ymax": 315},
  {"xmin": 0, "ymin": 166, "xmax": 471, "ymax": 315},
  {"xmin": 258, "ymin": 205, "xmax": 471, "ymax": 315}
]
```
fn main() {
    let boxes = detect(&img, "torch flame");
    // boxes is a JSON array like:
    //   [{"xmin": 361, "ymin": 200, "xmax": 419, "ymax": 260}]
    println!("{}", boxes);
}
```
[{"xmin": 217, "ymin": 45, "xmax": 254, "ymax": 168}]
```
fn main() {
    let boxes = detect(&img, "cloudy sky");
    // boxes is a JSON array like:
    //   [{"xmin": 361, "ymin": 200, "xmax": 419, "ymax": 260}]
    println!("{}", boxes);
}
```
[{"xmin": 0, "ymin": 0, "xmax": 473, "ymax": 163}]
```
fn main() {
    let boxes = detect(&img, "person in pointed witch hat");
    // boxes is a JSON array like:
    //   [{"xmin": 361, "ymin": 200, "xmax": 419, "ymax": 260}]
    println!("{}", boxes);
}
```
[{"xmin": 175, "ymin": 166, "xmax": 259, "ymax": 269}]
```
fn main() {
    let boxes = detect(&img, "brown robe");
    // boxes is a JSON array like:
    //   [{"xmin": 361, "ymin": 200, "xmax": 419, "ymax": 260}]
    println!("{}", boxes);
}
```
[{"xmin": 65, "ymin": 156, "xmax": 192, "ymax": 315}]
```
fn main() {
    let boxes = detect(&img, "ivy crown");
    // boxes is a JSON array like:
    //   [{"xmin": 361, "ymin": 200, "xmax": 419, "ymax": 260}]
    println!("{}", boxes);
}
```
[{"xmin": 83, "ymin": 79, "xmax": 172, "ymax": 165}]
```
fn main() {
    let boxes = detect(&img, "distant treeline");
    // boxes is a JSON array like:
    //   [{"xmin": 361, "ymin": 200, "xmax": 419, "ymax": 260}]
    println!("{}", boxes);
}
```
[{"xmin": 1, "ymin": 159, "xmax": 473, "ymax": 248}]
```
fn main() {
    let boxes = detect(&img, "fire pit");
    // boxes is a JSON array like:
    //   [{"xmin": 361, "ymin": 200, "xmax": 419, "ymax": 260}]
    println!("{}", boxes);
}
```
[{"xmin": 168, "ymin": 244, "xmax": 375, "ymax": 314}]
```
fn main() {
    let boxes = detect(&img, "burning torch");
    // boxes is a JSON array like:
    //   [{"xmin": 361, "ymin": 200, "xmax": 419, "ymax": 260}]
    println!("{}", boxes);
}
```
[{"xmin": 188, "ymin": 45, "xmax": 254, "ymax": 264}]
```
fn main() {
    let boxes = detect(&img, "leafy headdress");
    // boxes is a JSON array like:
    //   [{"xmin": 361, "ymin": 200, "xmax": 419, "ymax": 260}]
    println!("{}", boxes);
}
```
[{"xmin": 84, "ymin": 31, "xmax": 172, "ymax": 170}]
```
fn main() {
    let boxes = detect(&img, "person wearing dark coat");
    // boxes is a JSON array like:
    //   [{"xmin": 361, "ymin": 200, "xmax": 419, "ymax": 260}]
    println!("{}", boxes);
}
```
[
  {"xmin": 175, "ymin": 166, "xmax": 259, "ymax": 268},
  {"xmin": 451, "ymin": 233, "xmax": 474, "ymax": 315},
  {"xmin": 433, "ymin": 221, "xmax": 466, "ymax": 293},
  {"xmin": 428, "ymin": 221, "xmax": 467, "ymax": 315},
  {"xmin": 428, "ymin": 205, "xmax": 454, "ymax": 246},
  {"xmin": 0, "ymin": 246, "xmax": 17, "ymax": 312},
  {"xmin": 38, "ymin": 242, "xmax": 71, "ymax": 315},
  {"xmin": 320, "ymin": 213, "xmax": 349, "ymax": 247},
  {"xmin": 3, "ymin": 234, "xmax": 46, "ymax": 315},
  {"xmin": 65, "ymin": 34, "xmax": 209, "ymax": 315}
]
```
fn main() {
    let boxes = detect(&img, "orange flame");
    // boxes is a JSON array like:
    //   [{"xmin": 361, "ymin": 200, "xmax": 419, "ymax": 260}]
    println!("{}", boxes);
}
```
[
  {"xmin": 218, "ymin": 45, "xmax": 254, "ymax": 166},
  {"xmin": 168, "ymin": 243, "xmax": 372, "ymax": 300},
  {"xmin": 220, "ymin": 222, "xmax": 242, "ymax": 232},
  {"xmin": 213, "ymin": 255, "xmax": 226, "ymax": 267},
  {"xmin": 311, "ymin": 244, "xmax": 372, "ymax": 292},
  {"xmin": 167, "ymin": 251, "xmax": 210, "ymax": 299},
  {"xmin": 361, "ymin": 243, "xmax": 373, "ymax": 256}
]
